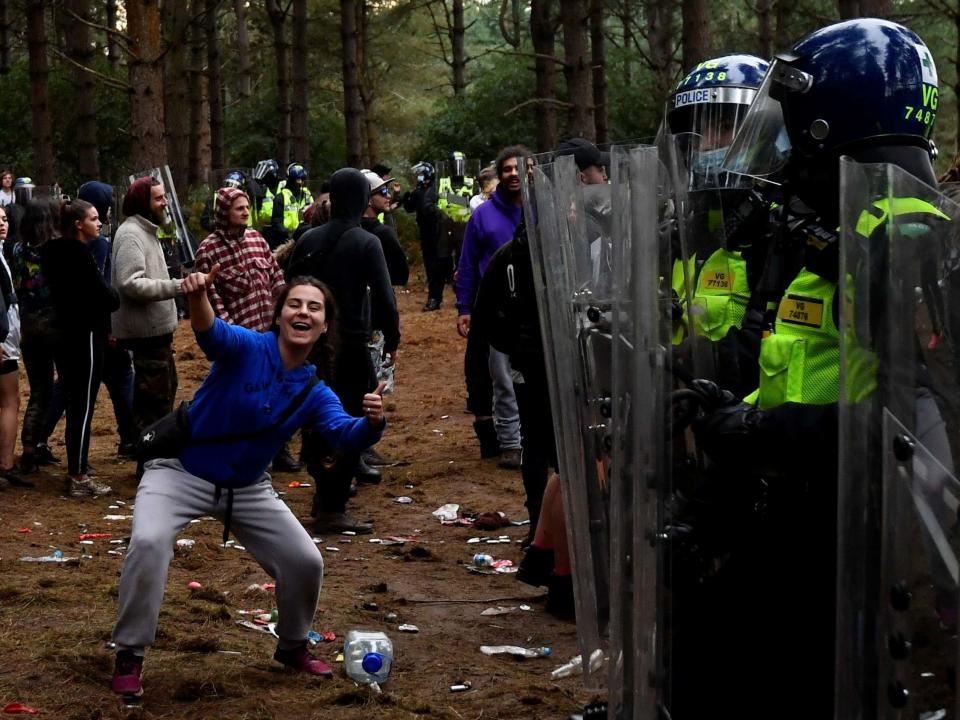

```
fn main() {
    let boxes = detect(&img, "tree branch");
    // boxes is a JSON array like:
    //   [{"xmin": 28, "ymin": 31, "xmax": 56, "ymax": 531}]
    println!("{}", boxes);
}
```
[
  {"xmin": 50, "ymin": 47, "xmax": 131, "ymax": 92},
  {"xmin": 504, "ymin": 97, "xmax": 572, "ymax": 115}
]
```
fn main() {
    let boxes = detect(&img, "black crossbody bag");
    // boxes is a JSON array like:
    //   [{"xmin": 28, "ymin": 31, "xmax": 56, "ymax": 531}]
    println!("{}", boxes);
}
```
[{"xmin": 135, "ymin": 376, "xmax": 320, "ymax": 463}]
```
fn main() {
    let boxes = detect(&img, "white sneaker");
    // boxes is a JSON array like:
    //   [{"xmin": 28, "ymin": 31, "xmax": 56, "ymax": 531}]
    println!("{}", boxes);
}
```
[{"xmin": 66, "ymin": 475, "xmax": 112, "ymax": 498}]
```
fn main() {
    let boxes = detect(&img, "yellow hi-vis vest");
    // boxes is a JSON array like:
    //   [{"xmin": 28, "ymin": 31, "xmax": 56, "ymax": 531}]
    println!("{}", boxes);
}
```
[
  {"xmin": 257, "ymin": 188, "xmax": 275, "ymax": 227},
  {"xmin": 690, "ymin": 247, "xmax": 750, "ymax": 341},
  {"xmin": 671, "ymin": 254, "xmax": 696, "ymax": 344},
  {"xmin": 745, "ymin": 195, "xmax": 949, "ymax": 410},
  {"xmin": 437, "ymin": 176, "xmax": 474, "ymax": 223},
  {"xmin": 279, "ymin": 187, "xmax": 313, "ymax": 232}
]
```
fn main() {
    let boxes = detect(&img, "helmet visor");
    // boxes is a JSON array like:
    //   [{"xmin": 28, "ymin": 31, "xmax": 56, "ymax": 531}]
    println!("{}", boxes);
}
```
[{"xmin": 721, "ymin": 59, "xmax": 795, "ymax": 184}]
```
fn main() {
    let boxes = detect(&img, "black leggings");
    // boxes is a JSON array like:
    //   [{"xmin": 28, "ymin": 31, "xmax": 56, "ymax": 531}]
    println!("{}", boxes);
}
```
[{"xmin": 54, "ymin": 331, "xmax": 104, "ymax": 476}]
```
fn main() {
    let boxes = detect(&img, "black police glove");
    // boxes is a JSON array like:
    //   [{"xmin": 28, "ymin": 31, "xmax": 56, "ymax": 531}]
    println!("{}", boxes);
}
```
[
  {"xmin": 693, "ymin": 398, "xmax": 768, "ymax": 465},
  {"xmin": 688, "ymin": 378, "xmax": 739, "ymax": 413}
]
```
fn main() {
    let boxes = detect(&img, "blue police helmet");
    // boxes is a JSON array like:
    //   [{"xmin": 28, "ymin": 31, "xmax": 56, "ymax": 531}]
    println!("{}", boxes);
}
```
[
  {"xmin": 253, "ymin": 160, "xmax": 278, "ymax": 182},
  {"xmin": 783, "ymin": 19, "xmax": 936, "ymax": 158},
  {"xmin": 223, "ymin": 170, "xmax": 246, "ymax": 189},
  {"xmin": 287, "ymin": 163, "xmax": 308, "ymax": 181},
  {"xmin": 667, "ymin": 54, "xmax": 769, "ymax": 135}
]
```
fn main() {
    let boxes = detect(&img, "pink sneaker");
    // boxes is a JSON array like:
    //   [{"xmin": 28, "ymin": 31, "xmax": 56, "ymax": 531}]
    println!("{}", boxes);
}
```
[
  {"xmin": 273, "ymin": 644, "xmax": 334, "ymax": 677},
  {"xmin": 111, "ymin": 651, "xmax": 143, "ymax": 696}
]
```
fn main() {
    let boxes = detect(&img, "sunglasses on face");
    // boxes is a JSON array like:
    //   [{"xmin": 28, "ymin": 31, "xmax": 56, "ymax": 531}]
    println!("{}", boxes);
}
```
[{"xmin": 377, "ymin": 187, "xmax": 392, "ymax": 197}]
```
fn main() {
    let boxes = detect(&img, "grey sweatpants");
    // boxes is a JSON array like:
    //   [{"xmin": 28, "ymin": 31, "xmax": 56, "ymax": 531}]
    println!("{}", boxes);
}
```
[{"xmin": 112, "ymin": 459, "xmax": 324, "ymax": 655}]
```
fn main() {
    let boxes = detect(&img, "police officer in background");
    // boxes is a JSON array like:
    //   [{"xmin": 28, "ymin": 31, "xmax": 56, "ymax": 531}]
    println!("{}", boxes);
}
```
[
  {"xmin": 403, "ymin": 161, "xmax": 445, "ymax": 311},
  {"xmin": 438, "ymin": 151, "xmax": 475, "ymax": 279},
  {"xmin": 672, "ymin": 19, "xmax": 948, "ymax": 718},
  {"xmin": 251, "ymin": 159, "xmax": 281, "ymax": 247},
  {"xmin": 272, "ymin": 163, "xmax": 313, "ymax": 246}
]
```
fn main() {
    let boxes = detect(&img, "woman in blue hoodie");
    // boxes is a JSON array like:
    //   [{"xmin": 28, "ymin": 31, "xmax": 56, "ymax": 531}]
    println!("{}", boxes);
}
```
[{"xmin": 110, "ymin": 268, "xmax": 386, "ymax": 699}]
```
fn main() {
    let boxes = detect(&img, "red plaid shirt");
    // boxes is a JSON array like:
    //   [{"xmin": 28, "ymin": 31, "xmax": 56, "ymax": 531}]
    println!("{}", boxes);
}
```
[{"xmin": 195, "ymin": 229, "xmax": 285, "ymax": 332}]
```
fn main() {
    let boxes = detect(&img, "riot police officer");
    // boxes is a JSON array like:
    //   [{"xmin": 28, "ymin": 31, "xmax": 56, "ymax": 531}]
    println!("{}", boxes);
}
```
[
  {"xmin": 272, "ymin": 163, "xmax": 313, "ymax": 245},
  {"xmin": 403, "ymin": 161, "xmax": 445, "ymax": 311},
  {"xmin": 682, "ymin": 19, "xmax": 949, "ymax": 718}
]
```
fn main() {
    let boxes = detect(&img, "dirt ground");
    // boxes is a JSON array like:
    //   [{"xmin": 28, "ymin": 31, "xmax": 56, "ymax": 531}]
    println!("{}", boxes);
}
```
[{"xmin": 0, "ymin": 282, "xmax": 597, "ymax": 719}]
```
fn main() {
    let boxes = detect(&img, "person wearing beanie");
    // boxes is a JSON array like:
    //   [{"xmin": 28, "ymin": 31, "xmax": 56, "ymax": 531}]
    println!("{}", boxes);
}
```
[{"xmin": 112, "ymin": 177, "xmax": 184, "ymax": 437}]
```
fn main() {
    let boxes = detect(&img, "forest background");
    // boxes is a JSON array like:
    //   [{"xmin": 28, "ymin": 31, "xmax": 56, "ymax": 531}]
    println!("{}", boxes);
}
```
[{"xmin": 0, "ymin": 0, "xmax": 953, "ymax": 208}]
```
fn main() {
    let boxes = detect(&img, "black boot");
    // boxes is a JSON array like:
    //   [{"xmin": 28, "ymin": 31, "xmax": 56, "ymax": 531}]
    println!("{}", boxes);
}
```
[
  {"xmin": 473, "ymin": 418, "xmax": 500, "ymax": 459},
  {"xmin": 355, "ymin": 457, "xmax": 381, "ymax": 485}
]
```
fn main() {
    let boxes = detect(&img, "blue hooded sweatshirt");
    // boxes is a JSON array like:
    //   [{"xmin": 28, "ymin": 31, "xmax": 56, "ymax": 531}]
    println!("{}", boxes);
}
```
[{"xmin": 454, "ymin": 185, "xmax": 522, "ymax": 314}]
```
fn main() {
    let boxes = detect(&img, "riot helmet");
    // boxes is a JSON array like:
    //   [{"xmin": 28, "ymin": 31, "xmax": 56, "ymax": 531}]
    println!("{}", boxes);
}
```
[
  {"xmin": 287, "ymin": 163, "xmax": 308, "ymax": 182},
  {"xmin": 412, "ymin": 161, "xmax": 435, "ymax": 185},
  {"xmin": 448, "ymin": 151, "xmax": 466, "ymax": 178},
  {"xmin": 13, "ymin": 177, "xmax": 34, "ymax": 204},
  {"xmin": 253, "ymin": 159, "xmax": 279, "ymax": 184},
  {"xmin": 723, "ymin": 18, "xmax": 939, "ymax": 220},
  {"xmin": 663, "ymin": 54, "xmax": 769, "ymax": 190},
  {"xmin": 223, "ymin": 170, "xmax": 247, "ymax": 190}
]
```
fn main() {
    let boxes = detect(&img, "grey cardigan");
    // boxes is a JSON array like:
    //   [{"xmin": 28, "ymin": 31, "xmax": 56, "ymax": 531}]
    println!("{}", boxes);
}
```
[{"xmin": 110, "ymin": 214, "xmax": 182, "ymax": 340}]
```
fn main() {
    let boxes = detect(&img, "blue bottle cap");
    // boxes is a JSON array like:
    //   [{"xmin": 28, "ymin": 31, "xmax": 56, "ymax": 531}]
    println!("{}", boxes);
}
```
[{"xmin": 362, "ymin": 652, "xmax": 384, "ymax": 674}]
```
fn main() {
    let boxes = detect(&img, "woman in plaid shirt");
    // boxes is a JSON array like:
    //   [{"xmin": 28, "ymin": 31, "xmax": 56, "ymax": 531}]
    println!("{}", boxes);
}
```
[{"xmin": 194, "ymin": 187, "xmax": 285, "ymax": 332}]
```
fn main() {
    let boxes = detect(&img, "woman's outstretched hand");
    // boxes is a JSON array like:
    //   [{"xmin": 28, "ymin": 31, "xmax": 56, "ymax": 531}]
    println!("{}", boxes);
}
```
[{"xmin": 362, "ymin": 381, "xmax": 387, "ymax": 428}]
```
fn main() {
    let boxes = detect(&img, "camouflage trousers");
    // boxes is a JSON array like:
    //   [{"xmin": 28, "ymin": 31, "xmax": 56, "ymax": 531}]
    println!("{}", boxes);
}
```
[{"xmin": 126, "ymin": 340, "xmax": 178, "ymax": 434}]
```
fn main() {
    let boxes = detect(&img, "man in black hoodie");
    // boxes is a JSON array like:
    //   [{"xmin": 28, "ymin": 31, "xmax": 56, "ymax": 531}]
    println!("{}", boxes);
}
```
[{"xmin": 288, "ymin": 168, "xmax": 400, "ymax": 535}]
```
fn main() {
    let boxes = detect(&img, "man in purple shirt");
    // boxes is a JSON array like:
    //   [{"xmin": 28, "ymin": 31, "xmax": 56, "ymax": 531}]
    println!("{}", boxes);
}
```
[{"xmin": 454, "ymin": 145, "xmax": 530, "ymax": 467}]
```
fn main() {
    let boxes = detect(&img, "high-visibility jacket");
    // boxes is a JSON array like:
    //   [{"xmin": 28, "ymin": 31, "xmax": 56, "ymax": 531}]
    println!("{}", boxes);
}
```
[
  {"xmin": 437, "ymin": 177, "xmax": 474, "ymax": 223},
  {"xmin": 278, "ymin": 187, "xmax": 313, "ymax": 233}
]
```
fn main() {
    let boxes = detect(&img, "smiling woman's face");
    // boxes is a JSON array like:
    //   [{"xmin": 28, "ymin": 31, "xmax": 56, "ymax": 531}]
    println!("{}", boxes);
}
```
[{"xmin": 278, "ymin": 284, "xmax": 328, "ymax": 349}]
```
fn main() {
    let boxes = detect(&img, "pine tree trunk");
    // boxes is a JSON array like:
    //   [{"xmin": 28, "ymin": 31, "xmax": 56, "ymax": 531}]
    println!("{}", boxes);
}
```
[
  {"xmin": 106, "ymin": 0, "xmax": 120, "ymax": 71},
  {"xmin": 267, "ymin": 0, "xmax": 291, "ymax": 166},
  {"xmin": 561, "ymin": 0, "xmax": 593, "ymax": 139},
  {"xmin": 773, "ymin": 0, "xmax": 789, "ymax": 54},
  {"xmin": 451, "ymin": 0, "xmax": 466, "ymax": 95},
  {"xmin": 757, "ymin": 0, "xmax": 772, "ymax": 59},
  {"xmin": 127, "ymin": 0, "xmax": 168, "ymax": 170},
  {"xmin": 341, "ymin": 0, "xmax": 363, "ymax": 168},
  {"xmin": 291, "ymin": 0, "xmax": 310, "ymax": 165},
  {"xmin": 206, "ymin": 0, "xmax": 224, "ymax": 171},
  {"xmin": 861, "ymin": 0, "xmax": 890, "ymax": 14},
  {"xmin": 358, "ymin": 0, "xmax": 378, "ymax": 167},
  {"xmin": 65, "ymin": 0, "xmax": 99, "ymax": 179},
  {"xmin": 26, "ymin": 0, "xmax": 54, "ymax": 184},
  {"xmin": 530, "ymin": 0, "xmax": 558, "ymax": 152},
  {"xmin": 0, "ymin": 0, "xmax": 10, "ymax": 75},
  {"xmin": 837, "ymin": 0, "xmax": 859, "ymax": 18},
  {"xmin": 681, "ymin": 0, "xmax": 709, "ymax": 72},
  {"xmin": 646, "ymin": 0, "xmax": 676, "ymax": 104},
  {"xmin": 234, "ymin": 0, "xmax": 252, "ymax": 99},
  {"xmin": 188, "ymin": 0, "xmax": 207, "ymax": 185},
  {"xmin": 621, "ymin": 0, "xmax": 632, "ymax": 85},
  {"xmin": 589, "ymin": 0, "xmax": 607, "ymax": 144},
  {"xmin": 164, "ymin": 0, "xmax": 191, "ymax": 188}
]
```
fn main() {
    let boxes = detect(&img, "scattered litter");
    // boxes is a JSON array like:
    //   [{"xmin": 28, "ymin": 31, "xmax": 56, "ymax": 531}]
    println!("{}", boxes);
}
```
[
  {"xmin": 473, "ymin": 512, "xmax": 510, "ymax": 530},
  {"xmin": 236, "ymin": 620, "xmax": 278, "ymax": 638},
  {"xmin": 103, "ymin": 515, "xmax": 131, "ymax": 521},
  {"xmin": 362, "ymin": 601, "xmax": 379, "ymax": 611},
  {"xmin": 520, "ymin": 604, "xmax": 531, "ymax": 611},
  {"xmin": 79, "ymin": 540, "xmax": 94, "ymax": 545},
  {"xmin": 335, "ymin": 652, "xmax": 344, "ymax": 663},
  {"xmin": 403, "ymin": 483, "xmax": 415, "ymax": 489},
  {"xmin": 79, "ymin": 533, "xmax": 112, "ymax": 540},
  {"xmin": 116, "ymin": 501, "xmax": 127, "ymax": 506},
  {"xmin": 921, "ymin": 711, "xmax": 947, "ymax": 720},
  {"xmin": 921, "ymin": 672, "xmax": 936, "ymax": 679},
  {"xmin": 187, "ymin": 581, "xmax": 202, "ymax": 590},
  {"xmin": 432, "ymin": 504, "xmax": 459, "ymax": 521},
  {"xmin": 480, "ymin": 645, "xmax": 551, "ymax": 658},
  {"xmin": 108, "ymin": 505, "xmax": 120, "ymax": 510},
  {"xmin": 217, "ymin": 650, "xmax": 242, "ymax": 655},
  {"xmin": 245, "ymin": 582, "xmax": 276, "ymax": 593},
  {"xmin": 450, "ymin": 681, "xmax": 472, "ymax": 692},
  {"xmin": 551, "ymin": 649, "xmax": 605, "ymax": 679},
  {"xmin": 176, "ymin": 539, "xmax": 195, "ymax": 548},
  {"xmin": 189, "ymin": 519, "xmax": 201, "ymax": 524},
  {"xmin": 432, "ymin": 429, "xmax": 444, "ymax": 435},
  {"xmin": 288, "ymin": 481, "xmax": 302, "ymax": 488},
  {"xmin": 467, "ymin": 537, "xmax": 481, "ymax": 544},
  {"xmin": 20, "ymin": 554, "xmax": 77, "ymax": 564},
  {"xmin": 3, "ymin": 703, "xmax": 38, "ymax": 715},
  {"xmin": 495, "ymin": 566, "xmax": 518, "ymax": 574},
  {"xmin": 491, "ymin": 559, "xmax": 514, "ymax": 569},
  {"xmin": 342, "ymin": 530, "xmax": 356, "ymax": 536},
  {"xmin": 481, "ymin": 606, "xmax": 517, "ymax": 616},
  {"xmin": 441, "ymin": 415, "xmax": 450, "ymax": 420},
  {"xmin": 230, "ymin": 544, "xmax": 246, "ymax": 551},
  {"xmin": 109, "ymin": 539, "xmax": 125, "ymax": 544},
  {"xmin": 369, "ymin": 538, "xmax": 382, "ymax": 544},
  {"xmin": 325, "ymin": 547, "xmax": 340, "ymax": 553},
  {"xmin": 473, "ymin": 553, "xmax": 494, "ymax": 567},
  {"xmin": 398, "ymin": 624, "xmax": 419, "ymax": 633},
  {"xmin": 385, "ymin": 612, "xmax": 398, "ymax": 622},
  {"xmin": 441, "ymin": 518, "xmax": 474, "ymax": 527},
  {"xmin": 32, "ymin": 522, "xmax": 41, "ymax": 526},
  {"xmin": 394, "ymin": 496, "xmax": 413, "ymax": 504},
  {"xmin": 108, "ymin": 550, "xmax": 124, "ymax": 556},
  {"xmin": 16, "ymin": 528, "xmax": 31, "ymax": 534},
  {"xmin": 510, "ymin": 519, "xmax": 531, "ymax": 526}
]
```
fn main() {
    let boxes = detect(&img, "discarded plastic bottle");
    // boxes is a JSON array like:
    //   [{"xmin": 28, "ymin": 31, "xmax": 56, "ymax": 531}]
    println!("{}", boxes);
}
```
[
  {"xmin": 344, "ymin": 629, "xmax": 393, "ymax": 686},
  {"xmin": 473, "ymin": 553, "xmax": 494, "ymax": 567}
]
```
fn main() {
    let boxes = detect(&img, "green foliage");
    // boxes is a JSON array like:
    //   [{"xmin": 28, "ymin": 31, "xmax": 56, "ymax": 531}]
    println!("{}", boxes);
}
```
[{"xmin": 412, "ymin": 50, "xmax": 538, "ymax": 165}]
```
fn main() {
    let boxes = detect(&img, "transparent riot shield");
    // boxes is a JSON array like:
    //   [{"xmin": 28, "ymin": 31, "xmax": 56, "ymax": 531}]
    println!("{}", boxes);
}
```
[
  {"xmin": 523, "ymin": 153, "xmax": 615, "ymax": 690},
  {"xmin": 127, "ymin": 166, "xmax": 197, "ymax": 267},
  {"xmin": 837, "ymin": 158, "xmax": 960, "ymax": 718},
  {"xmin": 607, "ymin": 144, "xmax": 666, "ymax": 717}
]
